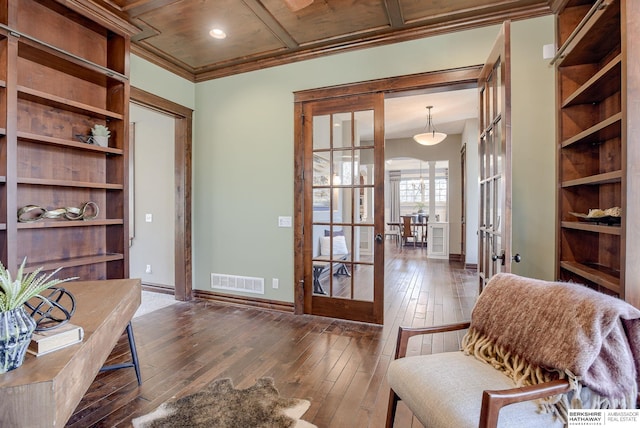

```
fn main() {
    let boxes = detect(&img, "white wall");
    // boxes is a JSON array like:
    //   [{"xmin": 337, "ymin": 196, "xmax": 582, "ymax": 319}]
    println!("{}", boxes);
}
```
[
  {"xmin": 129, "ymin": 103, "xmax": 176, "ymax": 287},
  {"xmin": 131, "ymin": 15, "xmax": 557, "ymax": 303},
  {"xmin": 462, "ymin": 119, "xmax": 480, "ymax": 266}
]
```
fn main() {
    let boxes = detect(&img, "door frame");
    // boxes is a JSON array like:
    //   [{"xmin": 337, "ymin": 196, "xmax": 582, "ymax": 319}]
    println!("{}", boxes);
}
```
[
  {"xmin": 300, "ymin": 93, "xmax": 385, "ymax": 324},
  {"xmin": 293, "ymin": 65, "xmax": 482, "ymax": 315},
  {"xmin": 461, "ymin": 143, "xmax": 467, "ymax": 265},
  {"xmin": 477, "ymin": 21, "xmax": 512, "ymax": 292},
  {"xmin": 130, "ymin": 86, "xmax": 193, "ymax": 301}
]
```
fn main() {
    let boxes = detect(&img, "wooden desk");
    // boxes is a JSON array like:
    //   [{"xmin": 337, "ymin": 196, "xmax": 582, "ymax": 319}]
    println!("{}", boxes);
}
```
[{"xmin": 0, "ymin": 279, "xmax": 141, "ymax": 428}]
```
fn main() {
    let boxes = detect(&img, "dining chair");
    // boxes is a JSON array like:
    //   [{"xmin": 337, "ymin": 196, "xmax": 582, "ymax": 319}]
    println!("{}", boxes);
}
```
[
  {"xmin": 400, "ymin": 216, "xmax": 417, "ymax": 248},
  {"xmin": 385, "ymin": 226, "xmax": 400, "ymax": 246},
  {"xmin": 419, "ymin": 216, "xmax": 428, "ymax": 248}
]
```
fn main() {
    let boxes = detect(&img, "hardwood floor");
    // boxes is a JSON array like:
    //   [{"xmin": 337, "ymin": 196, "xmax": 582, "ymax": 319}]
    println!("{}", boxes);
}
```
[{"xmin": 67, "ymin": 246, "xmax": 477, "ymax": 427}]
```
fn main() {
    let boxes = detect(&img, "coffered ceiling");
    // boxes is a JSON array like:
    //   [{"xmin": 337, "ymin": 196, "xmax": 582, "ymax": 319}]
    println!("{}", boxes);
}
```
[{"xmin": 94, "ymin": 0, "xmax": 554, "ymax": 82}]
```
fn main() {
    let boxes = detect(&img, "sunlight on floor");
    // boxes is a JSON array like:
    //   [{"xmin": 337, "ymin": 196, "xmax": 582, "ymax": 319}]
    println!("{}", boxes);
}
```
[{"xmin": 133, "ymin": 291, "xmax": 178, "ymax": 318}]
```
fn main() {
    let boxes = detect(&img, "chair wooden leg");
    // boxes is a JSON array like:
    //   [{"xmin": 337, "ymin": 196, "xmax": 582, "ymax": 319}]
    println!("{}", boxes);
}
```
[{"xmin": 386, "ymin": 388, "xmax": 399, "ymax": 428}]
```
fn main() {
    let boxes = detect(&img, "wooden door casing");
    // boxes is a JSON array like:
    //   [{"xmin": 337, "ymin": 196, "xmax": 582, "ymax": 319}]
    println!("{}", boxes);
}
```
[
  {"xmin": 293, "ymin": 66, "xmax": 483, "ymax": 321},
  {"xmin": 478, "ymin": 21, "xmax": 512, "ymax": 292},
  {"xmin": 301, "ymin": 93, "xmax": 385, "ymax": 325}
]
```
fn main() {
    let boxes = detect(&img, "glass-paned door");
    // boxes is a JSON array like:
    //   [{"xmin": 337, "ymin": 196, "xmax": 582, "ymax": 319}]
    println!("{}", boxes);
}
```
[
  {"xmin": 303, "ymin": 93, "xmax": 384, "ymax": 324},
  {"xmin": 478, "ymin": 21, "xmax": 512, "ymax": 292}
]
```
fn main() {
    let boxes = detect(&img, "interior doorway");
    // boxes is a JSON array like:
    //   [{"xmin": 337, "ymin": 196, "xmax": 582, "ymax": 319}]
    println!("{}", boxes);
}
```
[
  {"xmin": 294, "ymin": 66, "xmax": 482, "ymax": 320},
  {"xmin": 130, "ymin": 87, "xmax": 193, "ymax": 301},
  {"xmin": 383, "ymin": 89, "xmax": 478, "ymax": 265},
  {"xmin": 129, "ymin": 104, "xmax": 176, "ymax": 290}
]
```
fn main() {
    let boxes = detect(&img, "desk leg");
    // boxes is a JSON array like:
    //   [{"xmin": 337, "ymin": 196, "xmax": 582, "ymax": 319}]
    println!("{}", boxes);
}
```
[
  {"xmin": 335, "ymin": 264, "xmax": 351, "ymax": 277},
  {"xmin": 100, "ymin": 322, "xmax": 142, "ymax": 386},
  {"xmin": 312, "ymin": 266, "xmax": 327, "ymax": 295}
]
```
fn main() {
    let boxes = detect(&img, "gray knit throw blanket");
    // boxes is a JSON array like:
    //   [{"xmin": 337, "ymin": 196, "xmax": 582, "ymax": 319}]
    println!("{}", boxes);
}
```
[{"xmin": 462, "ymin": 273, "xmax": 640, "ymax": 423}]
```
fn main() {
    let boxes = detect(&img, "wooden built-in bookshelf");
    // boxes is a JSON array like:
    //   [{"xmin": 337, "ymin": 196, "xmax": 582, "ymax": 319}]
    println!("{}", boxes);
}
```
[
  {"xmin": 0, "ymin": 0, "xmax": 134, "ymax": 280},
  {"xmin": 554, "ymin": 0, "xmax": 640, "ymax": 308}
]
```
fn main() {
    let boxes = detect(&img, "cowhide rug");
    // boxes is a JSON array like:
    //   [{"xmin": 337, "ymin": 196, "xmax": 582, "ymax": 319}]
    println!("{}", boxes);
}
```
[{"xmin": 132, "ymin": 377, "xmax": 316, "ymax": 428}]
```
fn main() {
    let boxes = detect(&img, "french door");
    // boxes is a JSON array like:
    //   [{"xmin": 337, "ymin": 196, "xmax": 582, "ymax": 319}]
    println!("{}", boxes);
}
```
[
  {"xmin": 301, "ymin": 93, "xmax": 385, "ymax": 324},
  {"xmin": 478, "ymin": 21, "xmax": 514, "ymax": 291}
]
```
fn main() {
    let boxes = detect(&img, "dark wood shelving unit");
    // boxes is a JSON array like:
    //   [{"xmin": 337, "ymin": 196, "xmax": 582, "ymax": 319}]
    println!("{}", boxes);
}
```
[
  {"xmin": 17, "ymin": 86, "xmax": 124, "ymax": 120},
  {"xmin": 561, "ymin": 221, "xmax": 621, "ymax": 235},
  {"xmin": 12, "ymin": 26, "xmax": 128, "ymax": 83},
  {"xmin": 16, "ymin": 178, "xmax": 124, "ymax": 189},
  {"xmin": 561, "ymin": 170, "xmax": 622, "ymax": 187},
  {"xmin": 561, "ymin": 54, "xmax": 621, "ymax": 107},
  {"xmin": 17, "ymin": 219, "xmax": 123, "ymax": 229},
  {"xmin": 559, "ymin": 113, "xmax": 621, "ymax": 148},
  {"xmin": 0, "ymin": 0, "xmax": 133, "ymax": 280},
  {"xmin": 555, "ymin": 0, "xmax": 620, "ymax": 66},
  {"xmin": 17, "ymin": 131, "xmax": 124, "ymax": 155},
  {"xmin": 559, "ymin": 260, "xmax": 620, "ymax": 294},
  {"xmin": 21, "ymin": 254, "xmax": 125, "ymax": 274},
  {"xmin": 555, "ymin": 0, "xmax": 640, "ymax": 307}
]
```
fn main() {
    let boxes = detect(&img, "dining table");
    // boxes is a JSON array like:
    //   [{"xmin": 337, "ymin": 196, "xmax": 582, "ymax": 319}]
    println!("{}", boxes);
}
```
[{"xmin": 388, "ymin": 215, "xmax": 428, "ymax": 246}]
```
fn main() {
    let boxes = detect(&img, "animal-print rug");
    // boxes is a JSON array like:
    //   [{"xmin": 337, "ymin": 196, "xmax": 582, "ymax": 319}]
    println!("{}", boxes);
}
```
[{"xmin": 132, "ymin": 377, "xmax": 316, "ymax": 427}]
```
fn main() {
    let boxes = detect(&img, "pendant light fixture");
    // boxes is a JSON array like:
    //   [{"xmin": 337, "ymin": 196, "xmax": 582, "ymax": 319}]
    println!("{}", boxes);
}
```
[{"xmin": 413, "ymin": 106, "xmax": 447, "ymax": 146}]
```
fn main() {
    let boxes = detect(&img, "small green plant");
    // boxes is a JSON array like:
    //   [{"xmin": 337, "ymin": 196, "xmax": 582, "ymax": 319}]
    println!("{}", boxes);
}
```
[
  {"xmin": 91, "ymin": 124, "xmax": 111, "ymax": 138},
  {"xmin": 0, "ymin": 259, "xmax": 76, "ymax": 312}
]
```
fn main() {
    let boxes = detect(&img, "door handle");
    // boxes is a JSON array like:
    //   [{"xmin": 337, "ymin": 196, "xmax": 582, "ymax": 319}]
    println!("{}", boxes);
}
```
[
  {"xmin": 491, "ymin": 250, "xmax": 506, "ymax": 266},
  {"xmin": 375, "ymin": 233, "xmax": 383, "ymax": 243},
  {"xmin": 512, "ymin": 253, "xmax": 522, "ymax": 263}
]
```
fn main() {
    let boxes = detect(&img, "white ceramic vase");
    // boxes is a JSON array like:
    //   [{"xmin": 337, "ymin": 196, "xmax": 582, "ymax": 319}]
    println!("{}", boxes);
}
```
[{"xmin": 92, "ymin": 136, "xmax": 109, "ymax": 147}]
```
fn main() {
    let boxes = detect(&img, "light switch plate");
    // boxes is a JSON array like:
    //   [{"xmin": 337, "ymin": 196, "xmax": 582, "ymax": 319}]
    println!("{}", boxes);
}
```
[
  {"xmin": 278, "ymin": 216, "xmax": 292, "ymax": 227},
  {"xmin": 543, "ymin": 43, "xmax": 555, "ymax": 59}
]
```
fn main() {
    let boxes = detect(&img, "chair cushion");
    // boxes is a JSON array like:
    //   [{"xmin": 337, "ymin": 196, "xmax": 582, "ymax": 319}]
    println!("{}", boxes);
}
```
[
  {"xmin": 320, "ymin": 235, "xmax": 348, "ymax": 256},
  {"xmin": 387, "ymin": 351, "xmax": 563, "ymax": 428}
]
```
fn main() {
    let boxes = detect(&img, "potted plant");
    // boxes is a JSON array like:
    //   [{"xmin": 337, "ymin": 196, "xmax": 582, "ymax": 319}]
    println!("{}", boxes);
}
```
[
  {"xmin": 91, "ymin": 124, "xmax": 111, "ymax": 147},
  {"xmin": 0, "ymin": 259, "xmax": 75, "ymax": 373}
]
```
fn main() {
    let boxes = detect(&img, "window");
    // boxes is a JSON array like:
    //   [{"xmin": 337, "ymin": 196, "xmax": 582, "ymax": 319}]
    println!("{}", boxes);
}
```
[
  {"xmin": 399, "ymin": 178, "xmax": 428, "ymax": 204},
  {"xmin": 435, "ymin": 178, "xmax": 447, "ymax": 202},
  {"xmin": 387, "ymin": 159, "xmax": 448, "ymax": 221},
  {"xmin": 434, "ymin": 167, "xmax": 448, "ymax": 221}
]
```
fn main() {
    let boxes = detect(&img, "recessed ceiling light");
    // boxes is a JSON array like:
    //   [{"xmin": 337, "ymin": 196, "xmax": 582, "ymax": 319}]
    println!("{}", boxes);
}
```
[{"xmin": 209, "ymin": 28, "xmax": 226, "ymax": 39}]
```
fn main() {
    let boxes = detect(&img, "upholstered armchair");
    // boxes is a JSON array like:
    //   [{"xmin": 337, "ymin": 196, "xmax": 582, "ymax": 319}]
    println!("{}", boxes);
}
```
[
  {"xmin": 386, "ymin": 273, "xmax": 640, "ymax": 428},
  {"xmin": 386, "ymin": 322, "xmax": 570, "ymax": 427}
]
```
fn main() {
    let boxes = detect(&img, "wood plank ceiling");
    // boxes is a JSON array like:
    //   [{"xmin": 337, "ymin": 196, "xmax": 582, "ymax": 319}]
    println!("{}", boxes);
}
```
[{"xmin": 95, "ymin": 0, "xmax": 555, "ymax": 82}]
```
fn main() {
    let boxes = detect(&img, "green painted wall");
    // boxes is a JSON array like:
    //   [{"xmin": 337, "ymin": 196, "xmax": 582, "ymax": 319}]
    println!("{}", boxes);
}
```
[
  {"xmin": 130, "ymin": 55, "xmax": 196, "ymax": 110},
  {"xmin": 132, "ymin": 15, "xmax": 556, "ymax": 303},
  {"xmin": 510, "ymin": 17, "xmax": 556, "ymax": 279}
]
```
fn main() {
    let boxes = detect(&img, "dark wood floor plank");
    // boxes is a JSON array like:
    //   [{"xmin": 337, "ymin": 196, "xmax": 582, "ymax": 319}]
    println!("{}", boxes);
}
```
[{"xmin": 65, "ymin": 248, "xmax": 477, "ymax": 427}]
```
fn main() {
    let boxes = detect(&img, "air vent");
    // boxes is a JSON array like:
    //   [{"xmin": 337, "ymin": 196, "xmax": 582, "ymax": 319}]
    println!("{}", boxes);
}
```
[{"xmin": 211, "ymin": 273, "xmax": 264, "ymax": 294}]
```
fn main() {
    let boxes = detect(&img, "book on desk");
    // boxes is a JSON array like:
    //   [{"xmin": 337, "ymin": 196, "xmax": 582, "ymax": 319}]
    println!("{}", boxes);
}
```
[{"xmin": 28, "ymin": 323, "xmax": 84, "ymax": 356}]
